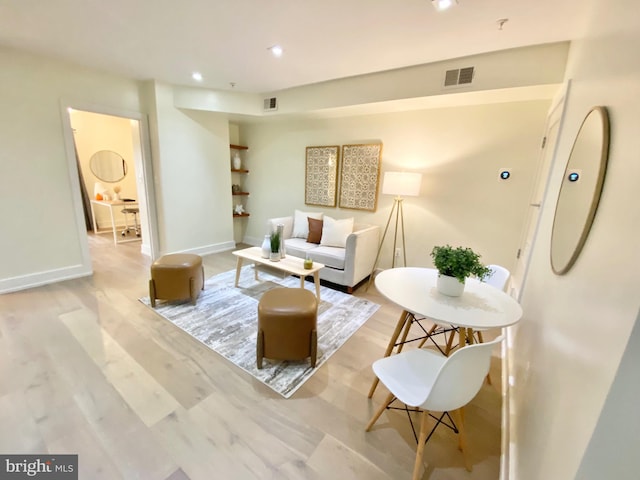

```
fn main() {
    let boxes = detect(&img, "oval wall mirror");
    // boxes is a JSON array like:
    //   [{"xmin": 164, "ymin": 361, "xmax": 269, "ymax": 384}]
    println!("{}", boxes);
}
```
[
  {"xmin": 89, "ymin": 150, "xmax": 128, "ymax": 183},
  {"xmin": 550, "ymin": 106, "xmax": 610, "ymax": 275}
]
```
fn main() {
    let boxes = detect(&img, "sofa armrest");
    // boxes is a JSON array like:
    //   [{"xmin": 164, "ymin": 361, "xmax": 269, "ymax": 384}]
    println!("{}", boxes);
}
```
[
  {"xmin": 343, "ymin": 225, "xmax": 380, "ymax": 287},
  {"xmin": 267, "ymin": 216, "xmax": 294, "ymax": 239}
]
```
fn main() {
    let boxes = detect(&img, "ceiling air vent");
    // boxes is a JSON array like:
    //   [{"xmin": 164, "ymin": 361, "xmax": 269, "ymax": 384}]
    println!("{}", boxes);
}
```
[
  {"xmin": 263, "ymin": 97, "xmax": 278, "ymax": 111},
  {"xmin": 444, "ymin": 66, "xmax": 475, "ymax": 87}
]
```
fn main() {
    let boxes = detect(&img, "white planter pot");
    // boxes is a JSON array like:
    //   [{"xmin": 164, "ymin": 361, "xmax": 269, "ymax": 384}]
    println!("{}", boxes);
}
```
[{"xmin": 437, "ymin": 274, "xmax": 465, "ymax": 297}]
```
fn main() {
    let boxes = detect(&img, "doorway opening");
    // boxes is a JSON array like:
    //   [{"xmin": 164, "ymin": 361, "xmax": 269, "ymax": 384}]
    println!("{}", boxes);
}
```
[{"xmin": 62, "ymin": 104, "xmax": 159, "ymax": 274}]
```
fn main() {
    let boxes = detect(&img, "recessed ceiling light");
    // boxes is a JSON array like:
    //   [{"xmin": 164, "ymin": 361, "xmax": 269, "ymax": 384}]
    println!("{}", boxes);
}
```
[
  {"xmin": 269, "ymin": 45, "xmax": 283, "ymax": 58},
  {"xmin": 192, "ymin": 72, "xmax": 203, "ymax": 82},
  {"xmin": 432, "ymin": 0, "xmax": 457, "ymax": 11}
]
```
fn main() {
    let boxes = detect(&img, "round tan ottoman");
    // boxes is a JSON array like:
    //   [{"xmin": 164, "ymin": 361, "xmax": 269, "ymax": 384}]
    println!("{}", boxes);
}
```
[
  {"xmin": 257, "ymin": 287, "xmax": 318, "ymax": 369},
  {"xmin": 149, "ymin": 253, "xmax": 204, "ymax": 307}
]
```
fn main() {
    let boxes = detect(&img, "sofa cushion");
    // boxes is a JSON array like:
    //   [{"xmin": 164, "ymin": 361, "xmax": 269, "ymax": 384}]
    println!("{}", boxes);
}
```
[
  {"xmin": 307, "ymin": 245, "xmax": 346, "ymax": 270},
  {"xmin": 284, "ymin": 238, "xmax": 318, "ymax": 258},
  {"xmin": 293, "ymin": 210, "xmax": 323, "ymax": 238},
  {"xmin": 268, "ymin": 216, "xmax": 293, "ymax": 239},
  {"xmin": 320, "ymin": 216, "xmax": 354, "ymax": 248},
  {"xmin": 307, "ymin": 217, "xmax": 323, "ymax": 244}
]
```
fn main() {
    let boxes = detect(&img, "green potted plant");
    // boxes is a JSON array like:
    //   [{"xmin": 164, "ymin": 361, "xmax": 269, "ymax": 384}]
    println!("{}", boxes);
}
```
[
  {"xmin": 430, "ymin": 244, "xmax": 491, "ymax": 296},
  {"xmin": 269, "ymin": 231, "xmax": 281, "ymax": 262}
]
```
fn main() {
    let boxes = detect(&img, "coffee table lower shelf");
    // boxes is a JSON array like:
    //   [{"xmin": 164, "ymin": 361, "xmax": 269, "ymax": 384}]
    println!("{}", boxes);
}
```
[{"xmin": 232, "ymin": 247, "xmax": 325, "ymax": 301}]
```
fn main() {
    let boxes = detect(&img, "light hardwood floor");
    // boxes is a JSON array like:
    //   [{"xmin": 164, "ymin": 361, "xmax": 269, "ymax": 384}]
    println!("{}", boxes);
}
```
[{"xmin": 0, "ymin": 234, "xmax": 503, "ymax": 479}]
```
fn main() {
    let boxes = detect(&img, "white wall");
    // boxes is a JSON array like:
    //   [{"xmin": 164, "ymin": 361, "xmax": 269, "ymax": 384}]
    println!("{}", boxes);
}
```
[
  {"xmin": 242, "ymin": 100, "xmax": 551, "ymax": 271},
  {"xmin": 142, "ymin": 82, "xmax": 235, "ymax": 255},
  {"xmin": 266, "ymin": 43, "xmax": 568, "ymax": 114},
  {"xmin": 510, "ymin": 0, "xmax": 640, "ymax": 477},
  {"xmin": 0, "ymin": 46, "xmax": 143, "ymax": 292}
]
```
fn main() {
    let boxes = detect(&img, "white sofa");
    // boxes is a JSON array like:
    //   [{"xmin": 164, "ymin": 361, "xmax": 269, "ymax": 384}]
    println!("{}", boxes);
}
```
[{"xmin": 267, "ymin": 214, "xmax": 380, "ymax": 293}]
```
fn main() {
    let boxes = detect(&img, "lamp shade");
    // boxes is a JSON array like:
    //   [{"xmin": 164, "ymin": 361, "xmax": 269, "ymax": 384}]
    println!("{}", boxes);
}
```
[{"xmin": 382, "ymin": 172, "xmax": 422, "ymax": 197}]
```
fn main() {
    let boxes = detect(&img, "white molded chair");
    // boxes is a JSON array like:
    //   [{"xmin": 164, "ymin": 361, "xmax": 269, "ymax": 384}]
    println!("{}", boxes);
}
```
[
  {"xmin": 419, "ymin": 264, "xmax": 511, "ymax": 355},
  {"xmin": 473, "ymin": 264, "xmax": 510, "ymax": 344},
  {"xmin": 366, "ymin": 336, "xmax": 504, "ymax": 479}
]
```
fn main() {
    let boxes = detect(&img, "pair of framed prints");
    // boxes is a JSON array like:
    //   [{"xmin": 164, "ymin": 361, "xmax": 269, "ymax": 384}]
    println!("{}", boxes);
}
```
[{"xmin": 304, "ymin": 143, "xmax": 382, "ymax": 211}]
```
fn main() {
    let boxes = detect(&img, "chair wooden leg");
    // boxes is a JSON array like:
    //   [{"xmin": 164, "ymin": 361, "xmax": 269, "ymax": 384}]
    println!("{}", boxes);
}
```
[
  {"xmin": 190, "ymin": 277, "xmax": 197, "ymax": 305},
  {"xmin": 368, "ymin": 311, "xmax": 411, "ymax": 398},
  {"xmin": 452, "ymin": 408, "xmax": 471, "ymax": 472},
  {"xmin": 149, "ymin": 279, "xmax": 156, "ymax": 308},
  {"xmin": 412, "ymin": 409, "xmax": 430, "ymax": 480},
  {"xmin": 444, "ymin": 327, "xmax": 457, "ymax": 356},
  {"xmin": 310, "ymin": 330, "xmax": 317, "ymax": 368},
  {"xmin": 474, "ymin": 330, "xmax": 493, "ymax": 384},
  {"xmin": 256, "ymin": 330, "xmax": 264, "ymax": 369},
  {"xmin": 365, "ymin": 392, "xmax": 394, "ymax": 431}
]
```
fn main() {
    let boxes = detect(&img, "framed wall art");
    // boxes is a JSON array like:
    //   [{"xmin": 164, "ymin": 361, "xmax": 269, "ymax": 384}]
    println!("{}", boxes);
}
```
[
  {"xmin": 305, "ymin": 145, "xmax": 340, "ymax": 207},
  {"xmin": 339, "ymin": 143, "xmax": 382, "ymax": 211}
]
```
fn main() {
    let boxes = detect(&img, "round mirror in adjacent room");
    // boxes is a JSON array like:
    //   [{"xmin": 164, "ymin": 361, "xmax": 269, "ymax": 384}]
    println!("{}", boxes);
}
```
[
  {"xmin": 89, "ymin": 150, "xmax": 128, "ymax": 182},
  {"xmin": 550, "ymin": 106, "xmax": 610, "ymax": 275}
]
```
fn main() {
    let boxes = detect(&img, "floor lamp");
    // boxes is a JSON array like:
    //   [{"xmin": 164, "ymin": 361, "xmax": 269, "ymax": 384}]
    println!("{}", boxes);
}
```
[{"xmin": 367, "ymin": 172, "xmax": 422, "ymax": 290}]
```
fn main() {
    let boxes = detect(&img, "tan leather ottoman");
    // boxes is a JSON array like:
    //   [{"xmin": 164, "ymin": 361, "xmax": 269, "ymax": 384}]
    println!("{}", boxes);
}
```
[
  {"xmin": 257, "ymin": 287, "xmax": 318, "ymax": 369},
  {"xmin": 149, "ymin": 253, "xmax": 204, "ymax": 307}
]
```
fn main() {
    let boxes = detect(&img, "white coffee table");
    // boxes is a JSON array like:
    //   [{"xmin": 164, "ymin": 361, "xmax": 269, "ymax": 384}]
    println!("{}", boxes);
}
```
[{"xmin": 232, "ymin": 247, "xmax": 325, "ymax": 300}]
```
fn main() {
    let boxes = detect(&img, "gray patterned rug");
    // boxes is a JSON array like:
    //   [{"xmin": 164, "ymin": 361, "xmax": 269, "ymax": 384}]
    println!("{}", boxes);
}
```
[{"xmin": 140, "ymin": 265, "xmax": 380, "ymax": 398}]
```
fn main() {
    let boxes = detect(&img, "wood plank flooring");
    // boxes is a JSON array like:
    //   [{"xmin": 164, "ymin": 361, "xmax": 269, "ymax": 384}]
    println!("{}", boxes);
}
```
[{"xmin": 0, "ymin": 233, "xmax": 503, "ymax": 479}]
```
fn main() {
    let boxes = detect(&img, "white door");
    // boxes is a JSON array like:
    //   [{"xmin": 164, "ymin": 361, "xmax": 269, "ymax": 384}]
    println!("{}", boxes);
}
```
[{"xmin": 510, "ymin": 83, "xmax": 570, "ymax": 299}]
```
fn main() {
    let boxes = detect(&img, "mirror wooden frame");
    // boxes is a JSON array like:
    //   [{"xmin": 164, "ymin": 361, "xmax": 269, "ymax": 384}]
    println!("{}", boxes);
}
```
[{"xmin": 550, "ymin": 106, "xmax": 610, "ymax": 275}]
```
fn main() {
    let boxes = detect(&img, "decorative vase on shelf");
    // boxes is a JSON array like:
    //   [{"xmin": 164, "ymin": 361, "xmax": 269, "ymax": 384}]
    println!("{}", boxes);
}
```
[
  {"xmin": 436, "ymin": 274, "xmax": 465, "ymax": 297},
  {"xmin": 233, "ymin": 152, "xmax": 242, "ymax": 170},
  {"xmin": 261, "ymin": 235, "xmax": 271, "ymax": 258},
  {"xmin": 269, "ymin": 251, "xmax": 280, "ymax": 262}
]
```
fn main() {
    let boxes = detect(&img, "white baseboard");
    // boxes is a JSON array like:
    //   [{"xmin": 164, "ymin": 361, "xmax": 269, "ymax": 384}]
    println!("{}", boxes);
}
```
[
  {"xmin": 242, "ymin": 235, "xmax": 262, "ymax": 247},
  {"xmin": 170, "ymin": 241, "xmax": 236, "ymax": 257},
  {"xmin": 140, "ymin": 242, "xmax": 151, "ymax": 257},
  {"xmin": 0, "ymin": 264, "xmax": 92, "ymax": 294},
  {"xmin": 500, "ymin": 326, "xmax": 515, "ymax": 480}
]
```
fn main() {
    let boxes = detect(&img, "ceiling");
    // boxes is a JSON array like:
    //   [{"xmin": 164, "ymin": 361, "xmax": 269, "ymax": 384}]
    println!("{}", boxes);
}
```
[{"xmin": 0, "ymin": 0, "xmax": 590, "ymax": 94}]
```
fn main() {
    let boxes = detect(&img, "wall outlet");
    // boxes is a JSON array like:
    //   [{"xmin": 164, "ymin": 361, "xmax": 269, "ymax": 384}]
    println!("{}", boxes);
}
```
[{"xmin": 395, "ymin": 248, "xmax": 402, "ymax": 258}]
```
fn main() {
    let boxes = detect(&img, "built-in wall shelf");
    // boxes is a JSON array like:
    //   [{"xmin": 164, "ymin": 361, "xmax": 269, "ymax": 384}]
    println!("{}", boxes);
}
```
[{"xmin": 231, "ymin": 144, "xmax": 249, "ymax": 218}]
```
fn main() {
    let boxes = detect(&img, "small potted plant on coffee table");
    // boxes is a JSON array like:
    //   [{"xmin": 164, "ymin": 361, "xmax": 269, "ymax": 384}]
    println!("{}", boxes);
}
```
[
  {"xmin": 269, "ymin": 231, "xmax": 281, "ymax": 262},
  {"xmin": 430, "ymin": 244, "xmax": 491, "ymax": 296}
]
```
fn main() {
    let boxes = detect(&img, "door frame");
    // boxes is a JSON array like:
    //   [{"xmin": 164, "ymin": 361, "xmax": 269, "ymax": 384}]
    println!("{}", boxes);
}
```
[
  {"xmin": 510, "ymin": 80, "xmax": 572, "ymax": 300},
  {"xmin": 60, "ymin": 99, "xmax": 159, "ymax": 267}
]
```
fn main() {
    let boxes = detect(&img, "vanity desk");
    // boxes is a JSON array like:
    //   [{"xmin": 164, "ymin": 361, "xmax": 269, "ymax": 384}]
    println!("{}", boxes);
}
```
[{"xmin": 90, "ymin": 199, "xmax": 139, "ymax": 245}]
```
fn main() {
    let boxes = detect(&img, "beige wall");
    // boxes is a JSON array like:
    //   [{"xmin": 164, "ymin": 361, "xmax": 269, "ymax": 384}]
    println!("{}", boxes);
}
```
[
  {"xmin": 242, "ymin": 100, "xmax": 551, "ymax": 272},
  {"xmin": 0, "ymin": 46, "xmax": 143, "ymax": 292},
  {"xmin": 510, "ymin": 0, "xmax": 640, "ymax": 477},
  {"xmin": 141, "ymin": 82, "xmax": 235, "ymax": 255}
]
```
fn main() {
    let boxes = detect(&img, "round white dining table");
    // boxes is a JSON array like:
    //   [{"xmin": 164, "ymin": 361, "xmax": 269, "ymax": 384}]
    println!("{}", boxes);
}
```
[{"xmin": 368, "ymin": 267, "xmax": 523, "ymax": 398}]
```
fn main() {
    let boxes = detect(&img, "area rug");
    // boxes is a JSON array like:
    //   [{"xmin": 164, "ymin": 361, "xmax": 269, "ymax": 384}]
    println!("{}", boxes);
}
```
[{"xmin": 139, "ymin": 265, "xmax": 380, "ymax": 398}]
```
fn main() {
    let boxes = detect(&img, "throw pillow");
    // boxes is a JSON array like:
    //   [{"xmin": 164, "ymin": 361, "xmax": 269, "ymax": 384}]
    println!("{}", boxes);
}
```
[
  {"xmin": 320, "ymin": 216, "xmax": 354, "ymax": 248},
  {"xmin": 292, "ymin": 209, "xmax": 323, "ymax": 238},
  {"xmin": 307, "ymin": 217, "xmax": 323, "ymax": 244}
]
